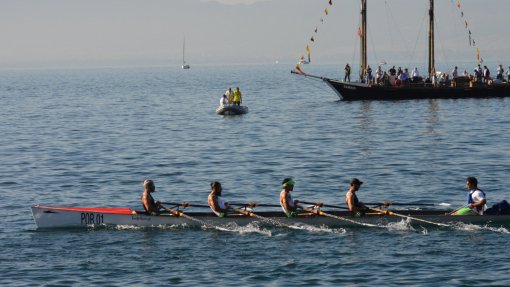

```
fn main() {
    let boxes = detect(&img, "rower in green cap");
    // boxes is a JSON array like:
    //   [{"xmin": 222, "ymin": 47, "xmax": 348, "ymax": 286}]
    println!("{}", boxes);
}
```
[{"xmin": 280, "ymin": 178, "xmax": 301, "ymax": 217}]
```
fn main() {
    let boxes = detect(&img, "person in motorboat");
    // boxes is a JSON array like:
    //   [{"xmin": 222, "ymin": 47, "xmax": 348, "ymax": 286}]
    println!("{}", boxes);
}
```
[
  {"xmin": 345, "ymin": 178, "xmax": 368, "ymax": 217},
  {"xmin": 225, "ymin": 87, "xmax": 233, "ymax": 104},
  {"xmin": 220, "ymin": 94, "xmax": 229, "ymax": 106},
  {"xmin": 208, "ymin": 181, "xmax": 231, "ymax": 217},
  {"xmin": 280, "ymin": 178, "xmax": 301, "ymax": 217},
  {"xmin": 142, "ymin": 179, "xmax": 161, "ymax": 215},
  {"xmin": 233, "ymin": 87, "xmax": 242, "ymax": 106},
  {"xmin": 453, "ymin": 176, "xmax": 487, "ymax": 215}
]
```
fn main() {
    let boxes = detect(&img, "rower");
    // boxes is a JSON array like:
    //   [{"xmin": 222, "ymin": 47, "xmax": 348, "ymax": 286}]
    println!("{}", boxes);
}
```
[
  {"xmin": 280, "ymin": 178, "xmax": 301, "ymax": 217},
  {"xmin": 345, "ymin": 178, "xmax": 368, "ymax": 217},
  {"xmin": 142, "ymin": 179, "xmax": 161, "ymax": 215},
  {"xmin": 453, "ymin": 176, "xmax": 487, "ymax": 215},
  {"xmin": 208, "ymin": 181, "xmax": 231, "ymax": 217}
]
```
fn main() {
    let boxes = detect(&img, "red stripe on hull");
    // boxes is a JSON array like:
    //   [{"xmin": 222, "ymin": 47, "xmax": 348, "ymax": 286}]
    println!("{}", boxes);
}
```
[{"xmin": 36, "ymin": 206, "xmax": 134, "ymax": 215}]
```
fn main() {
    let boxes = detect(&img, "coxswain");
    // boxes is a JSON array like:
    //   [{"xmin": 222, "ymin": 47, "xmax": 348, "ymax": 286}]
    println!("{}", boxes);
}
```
[
  {"xmin": 208, "ymin": 181, "xmax": 230, "ymax": 217},
  {"xmin": 142, "ymin": 179, "xmax": 161, "ymax": 215},
  {"xmin": 345, "ymin": 178, "xmax": 367, "ymax": 217}
]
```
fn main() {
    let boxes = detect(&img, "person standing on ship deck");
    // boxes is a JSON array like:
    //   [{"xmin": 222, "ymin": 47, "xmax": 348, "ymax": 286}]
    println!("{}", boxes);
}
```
[
  {"xmin": 374, "ymin": 66, "xmax": 383, "ymax": 85},
  {"xmin": 451, "ymin": 66, "xmax": 458, "ymax": 87},
  {"xmin": 483, "ymin": 65, "xmax": 491, "ymax": 84},
  {"xmin": 411, "ymin": 67, "xmax": 420, "ymax": 83},
  {"xmin": 208, "ymin": 181, "xmax": 231, "ymax": 217},
  {"xmin": 344, "ymin": 63, "xmax": 351, "ymax": 82},
  {"xmin": 474, "ymin": 64, "xmax": 482, "ymax": 83},
  {"xmin": 142, "ymin": 179, "xmax": 161, "ymax": 215},
  {"xmin": 345, "ymin": 178, "xmax": 368, "ymax": 217},
  {"xmin": 496, "ymin": 64, "xmax": 504, "ymax": 81}
]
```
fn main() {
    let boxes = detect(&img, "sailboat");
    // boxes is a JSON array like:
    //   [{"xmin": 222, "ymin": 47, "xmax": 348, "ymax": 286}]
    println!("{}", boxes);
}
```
[
  {"xmin": 182, "ymin": 36, "xmax": 190, "ymax": 70},
  {"xmin": 293, "ymin": 0, "xmax": 510, "ymax": 101}
]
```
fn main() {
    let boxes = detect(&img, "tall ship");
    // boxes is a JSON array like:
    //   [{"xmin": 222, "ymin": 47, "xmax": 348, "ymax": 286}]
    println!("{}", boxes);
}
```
[{"xmin": 293, "ymin": 0, "xmax": 510, "ymax": 101}]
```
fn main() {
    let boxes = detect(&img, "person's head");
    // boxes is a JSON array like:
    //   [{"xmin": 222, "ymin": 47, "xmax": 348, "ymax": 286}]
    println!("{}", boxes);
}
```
[
  {"xmin": 223, "ymin": 94, "xmax": 227, "ymax": 98},
  {"xmin": 236, "ymin": 87, "xmax": 239, "ymax": 91},
  {"xmin": 466, "ymin": 176, "xmax": 478, "ymax": 190},
  {"xmin": 211, "ymin": 181, "xmax": 222, "ymax": 195},
  {"xmin": 350, "ymin": 178, "xmax": 363, "ymax": 191},
  {"xmin": 282, "ymin": 178, "xmax": 295, "ymax": 191},
  {"xmin": 144, "ymin": 179, "xmax": 155, "ymax": 193}
]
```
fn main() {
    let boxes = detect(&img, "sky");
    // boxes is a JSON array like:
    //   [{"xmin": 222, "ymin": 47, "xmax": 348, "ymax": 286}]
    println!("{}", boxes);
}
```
[{"xmin": 0, "ymin": 0, "xmax": 509, "ymax": 69}]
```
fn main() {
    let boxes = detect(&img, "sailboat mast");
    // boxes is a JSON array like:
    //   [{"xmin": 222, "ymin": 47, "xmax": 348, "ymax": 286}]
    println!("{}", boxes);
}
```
[
  {"xmin": 428, "ymin": 0, "xmax": 435, "ymax": 78},
  {"xmin": 182, "ymin": 36, "xmax": 186, "ymax": 65},
  {"xmin": 360, "ymin": 0, "xmax": 367, "ymax": 82}
]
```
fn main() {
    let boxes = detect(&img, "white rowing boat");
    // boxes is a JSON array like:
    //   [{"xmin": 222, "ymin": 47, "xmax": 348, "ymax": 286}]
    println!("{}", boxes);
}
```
[{"xmin": 31, "ymin": 205, "xmax": 510, "ymax": 229}]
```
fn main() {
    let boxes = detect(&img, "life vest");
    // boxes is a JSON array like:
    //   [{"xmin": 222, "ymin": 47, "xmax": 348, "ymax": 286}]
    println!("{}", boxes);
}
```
[
  {"xmin": 467, "ymin": 189, "xmax": 487, "ymax": 214},
  {"xmin": 233, "ymin": 90, "xmax": 241, "ymax": 102},
  {"xmin": 467, "ymin": 189, "xmax": 486, "ymax": 204}
]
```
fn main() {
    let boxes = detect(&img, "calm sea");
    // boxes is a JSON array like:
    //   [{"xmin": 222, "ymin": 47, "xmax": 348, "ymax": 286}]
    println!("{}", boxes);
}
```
[{"xmin": 1, "ymin": 64, "xmax": 510, "ymax": 286}]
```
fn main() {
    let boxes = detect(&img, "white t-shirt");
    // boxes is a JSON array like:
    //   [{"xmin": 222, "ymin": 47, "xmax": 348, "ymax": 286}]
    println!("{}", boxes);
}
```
[
  {"xmin": 280, "ymin": 190, "xmax": 295, "ymax": 212},
  {"xmin": 211, "ymin": 196, "xmax": 228, "ymax": 216},
  {"xmin": 470, "ymin": 189, "xmax": 487, "ymax": 215}
]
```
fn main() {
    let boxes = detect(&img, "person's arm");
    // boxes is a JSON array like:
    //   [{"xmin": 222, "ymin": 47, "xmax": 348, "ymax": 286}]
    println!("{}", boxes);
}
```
[
  {"xmin": 208, "ymin": 194, "xmax": 220, "ymax": 213},
  {"xmin": 280, "ymin": 192, "xmax": 291, "ymax": 211},
  {"xmin": 346, "ymin": 193, "xmax": 356, "ymax": 213},
  {"xmin": 468, "ymin": 198, "xmax": 486, "ymax": 208}
]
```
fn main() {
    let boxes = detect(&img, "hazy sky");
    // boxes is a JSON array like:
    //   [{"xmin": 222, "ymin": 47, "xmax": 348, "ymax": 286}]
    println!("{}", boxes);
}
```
[{"xmin": 1, "ymin": 0, "xmax": 509, "ymax": 69}]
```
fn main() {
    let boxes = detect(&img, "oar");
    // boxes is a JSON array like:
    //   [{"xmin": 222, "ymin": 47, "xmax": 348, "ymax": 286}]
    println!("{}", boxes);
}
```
[
  {"xmin": 230, "ymin": 207, "xmax": 294, "ymax": 228},
  {"xmin": 365, "ymin": 201, "xmax": 451, "ymax": 207},
  {"xmin": 230, "ymin": 202, "xmax": 282, "ymax": 208},
  {"xmin": 448, "ymin": 206, "xmax": 468, "ymax": 215},
  {"xmin": 159, "ymin": 203, "xmax": 230, "ymax": 231},
  {"xmin": 300, "ymin": 201, "xmax": 349, "ymax": 210},
  {"xmin": 369, "ymin": 207, "xmax": 450, "ymax": 227},
  {"xmin": 299, "ymin": 205, "xmax": 382, "ymax": 228},
  {"xmin": 160, "ymin": 202, "xmax": 210, "ymax": 208}
]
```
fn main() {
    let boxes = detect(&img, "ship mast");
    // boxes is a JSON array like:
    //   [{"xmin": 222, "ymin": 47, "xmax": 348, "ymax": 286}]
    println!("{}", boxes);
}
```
[
  {"xmin": 360, "ymin": 0, "xmax": 367, "ymax": 82},
  {"xmin": 428, "ymin": 0, "xmax": 435, "ymax": 78}
]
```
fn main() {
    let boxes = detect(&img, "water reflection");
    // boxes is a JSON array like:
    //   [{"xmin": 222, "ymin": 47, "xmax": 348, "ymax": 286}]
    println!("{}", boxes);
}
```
[{"xmin": 426, "ymin": 99, "xmax": 439, "ymax": 135}]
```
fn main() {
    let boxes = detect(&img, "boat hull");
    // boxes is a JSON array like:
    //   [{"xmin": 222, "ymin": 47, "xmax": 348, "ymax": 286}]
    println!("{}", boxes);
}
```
[
  {"xmin": 216, "ymin": 105, "xmax": 248, "ymax": 115},
  {"xmin": 325, "ymin": 79, "xmax": 510, "ymax": 101},
  {"xmin": 31, "ymin": 206, "xmax": 510, "ymax": 229}
]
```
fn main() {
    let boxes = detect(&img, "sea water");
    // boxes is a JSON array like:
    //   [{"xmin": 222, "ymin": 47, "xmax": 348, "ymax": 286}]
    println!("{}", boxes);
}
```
[{"xmin": 1, "ymin": 65, "xmax": 510, "ymax": 286}]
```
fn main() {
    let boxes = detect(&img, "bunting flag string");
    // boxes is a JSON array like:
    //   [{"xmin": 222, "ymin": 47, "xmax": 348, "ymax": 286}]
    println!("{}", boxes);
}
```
[
  {"xmin": 295, "ymin": 0, "xmax": 333, "ymax": 74},
  {"xmin": 454, "ymin": 0, "xmax": 482, "ymax": 63}
]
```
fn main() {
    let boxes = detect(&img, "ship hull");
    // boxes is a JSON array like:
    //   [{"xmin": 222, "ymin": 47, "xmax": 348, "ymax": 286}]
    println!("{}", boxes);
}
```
[{"xmin": 325, "ymin": 79, "xmax": 510, "ymax": 101}]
